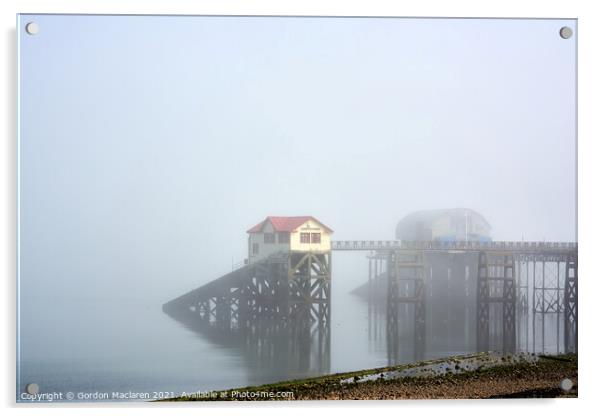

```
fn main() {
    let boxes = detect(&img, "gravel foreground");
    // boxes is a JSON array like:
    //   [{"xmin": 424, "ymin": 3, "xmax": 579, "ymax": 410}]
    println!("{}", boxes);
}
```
[{"xmin": 165, "ymin": 353, "xmax": 577, "ymax": 401}]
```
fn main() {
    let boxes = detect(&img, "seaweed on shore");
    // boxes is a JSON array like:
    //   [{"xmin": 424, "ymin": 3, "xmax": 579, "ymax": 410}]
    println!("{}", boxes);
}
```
[{"xmin": 161, "ymin": 352, "xmax": 577, "ymax": 401}]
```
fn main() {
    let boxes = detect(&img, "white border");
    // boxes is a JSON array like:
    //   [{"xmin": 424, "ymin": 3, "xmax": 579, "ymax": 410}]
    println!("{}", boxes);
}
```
[{"xmin": 2, "ymin": 1, "xmax": 601, "ymax": 416}]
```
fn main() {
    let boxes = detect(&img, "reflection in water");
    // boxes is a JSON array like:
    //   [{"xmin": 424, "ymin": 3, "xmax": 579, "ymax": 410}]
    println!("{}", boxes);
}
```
[
  {"xmin": 517, "ymin": 254, "xmax": 578, "ymax": 355},
  {"xmin": 163, "ymin": 252, "xmax": 332, "ymax": 386},
  {"xmin": 367, "ymin": 252, "xmax": 479, "ymax": 365},
  {"xmin": 163, "ymin": 249, "xmax": 577, "ymax": 386},
  {"xmin": 164, "ymin": 309, "xmax": 330, "ymax": 386},
  {"xmin": 365, "ymin": 251, "xmax": 577, "ymax": 366}
]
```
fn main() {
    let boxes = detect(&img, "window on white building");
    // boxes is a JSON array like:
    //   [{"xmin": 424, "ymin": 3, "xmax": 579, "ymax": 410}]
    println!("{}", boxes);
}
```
[{"xmin": 277, "ymin": 232, "xmax": 289, "ymax": 244}]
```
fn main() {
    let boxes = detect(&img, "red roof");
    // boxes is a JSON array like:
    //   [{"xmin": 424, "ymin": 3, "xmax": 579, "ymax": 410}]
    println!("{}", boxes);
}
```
[{"xmin": 247, "ymin": 216, "xmax": 334, "ymax": 234}]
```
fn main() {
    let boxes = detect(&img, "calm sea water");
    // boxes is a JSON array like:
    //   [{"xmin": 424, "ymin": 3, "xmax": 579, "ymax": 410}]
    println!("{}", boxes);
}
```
[
  {"xmin": 17, "ymin": 253, "xmax": 564, "ymax": 403},
  {"xmin": 18, "ymin": 293, "xmax": 394, "ymax": 402}
]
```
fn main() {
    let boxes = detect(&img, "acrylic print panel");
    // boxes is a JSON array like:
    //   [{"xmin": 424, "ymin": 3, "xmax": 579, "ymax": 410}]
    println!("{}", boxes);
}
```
[{"xmin": 17, "ymin": 15, "xmax": 577, "ymax": 402}]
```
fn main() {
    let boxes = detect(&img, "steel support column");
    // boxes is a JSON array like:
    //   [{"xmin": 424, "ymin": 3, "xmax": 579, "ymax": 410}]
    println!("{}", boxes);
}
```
[
  {"xmin": 476, "ymin": 251, "xmax": 516, "ymax": 352},
  {"xmin": 564, "ymin": 253, "xmax": 578, "ymax": 353},
  {"xmin": 386, "ymin": 250, "xmax": 426, "ymax": 363}
]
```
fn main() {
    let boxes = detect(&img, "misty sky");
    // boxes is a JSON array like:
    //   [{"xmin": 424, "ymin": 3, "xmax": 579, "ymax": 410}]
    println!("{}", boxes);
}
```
[{"xmin": 18, "ymin": 15, "xmax": 576, "ymax": 364}]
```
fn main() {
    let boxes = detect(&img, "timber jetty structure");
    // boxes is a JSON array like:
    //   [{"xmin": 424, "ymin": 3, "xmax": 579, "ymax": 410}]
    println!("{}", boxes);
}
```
[{"xmin": 163, "ymin": 215, "xmax": 577, "ymax": 368}]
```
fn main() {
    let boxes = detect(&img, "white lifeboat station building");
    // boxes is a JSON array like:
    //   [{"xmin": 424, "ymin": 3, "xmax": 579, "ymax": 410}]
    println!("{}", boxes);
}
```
[{"xmin": 247, "ymin": 216, "xmax": 333, "ymax": 264}]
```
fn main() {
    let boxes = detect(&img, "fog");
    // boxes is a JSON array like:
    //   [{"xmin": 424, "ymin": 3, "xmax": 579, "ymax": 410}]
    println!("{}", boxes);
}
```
[{"xmin": 17, "ymin": 15, "xmax": 576, "ymax": 399}]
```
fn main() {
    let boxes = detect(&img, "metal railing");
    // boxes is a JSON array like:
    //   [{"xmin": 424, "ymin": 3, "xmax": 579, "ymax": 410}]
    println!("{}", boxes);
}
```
[{"xmin": 330, "ymin": 240, "xmax": 577, "ymax": 253}]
